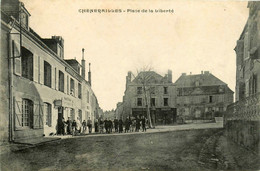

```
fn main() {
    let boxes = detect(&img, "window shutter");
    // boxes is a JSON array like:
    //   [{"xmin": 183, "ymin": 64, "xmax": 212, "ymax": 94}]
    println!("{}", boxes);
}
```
[
  {"xmin": 12, "ymin": 40, "xmax": 21, "ymax": 76},
  {"xmin": 14, "ymin": 98, "xmax": 22, "ymax": 129},
  {"xmin": 34, "ymin": 103, "xmax": 40, "ymax": 129},
  {"xmin": 39, "ymin": 104, "xmax": 44, "ymax": 128}
]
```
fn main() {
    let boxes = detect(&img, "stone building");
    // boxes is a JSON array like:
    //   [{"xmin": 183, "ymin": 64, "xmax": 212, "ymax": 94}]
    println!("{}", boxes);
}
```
[
  {"xmin": 121, "ymin": 70, "xmax": 177, "ymax": 125},
  {"xmin": 115, "ymin": 102, "xmax": 123, "ymax": 119},
  {"xmin": 225, "ymin": 2, "xmax": 260, "ymax": 153},
  {"xmin": 174, "ymin": 71, "xmax": 234, "ymax": 120},
  {"xmin": 0, "ymin": 0, "xmax": 100, "ymax": 143}
]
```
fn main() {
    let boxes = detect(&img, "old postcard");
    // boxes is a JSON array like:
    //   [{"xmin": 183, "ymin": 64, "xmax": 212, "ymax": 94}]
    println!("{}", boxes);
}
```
[{"xmin": 0, "ymin": 0, "xmax": 259, "ymax": 170}]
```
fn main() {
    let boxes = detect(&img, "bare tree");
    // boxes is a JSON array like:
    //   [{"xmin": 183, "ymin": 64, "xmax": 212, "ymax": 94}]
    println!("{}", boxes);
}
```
[{"xmin": 132, "ymin": 66, "xmax": 154, "ymax": 128}]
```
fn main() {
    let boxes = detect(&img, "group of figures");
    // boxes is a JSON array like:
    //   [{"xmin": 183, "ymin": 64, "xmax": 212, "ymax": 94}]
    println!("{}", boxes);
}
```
[
  {"xmin": 57, "ymin": 116, "xmax": 148, "ymax": 135},
  {"xmin": 56, "ymin": 115, "xmax": 149, "ymax": 136},
  {"xmin": 99, "ymin": 116, "xmax": 149, "ymax": 134},
  {"xmin": 57, "ymin": 117, "xmax": 93, "ymax": 136}
]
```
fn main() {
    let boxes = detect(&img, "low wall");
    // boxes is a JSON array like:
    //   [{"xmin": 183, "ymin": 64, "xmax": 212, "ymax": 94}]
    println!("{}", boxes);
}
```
[
  {"xmin": 224, "ymin": 93, "xmax": 260, "ymax": 154},
  {"xmin": 225, "ymin": 120, "xmax": 259, "ymax": 153}
]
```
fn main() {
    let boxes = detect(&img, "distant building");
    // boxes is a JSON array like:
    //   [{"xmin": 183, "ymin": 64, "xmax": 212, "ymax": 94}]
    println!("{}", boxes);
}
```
[
  {"xmin": 225, "ymin": 2, "xmax": 260, "ymax": 153},
  {"xmin": 115, "ymin": 102, "xmax": 123, "ymax": 119},
  {"xmin": 122, "ymin": 70, "xmax": 177, "ymax": 125},
  {"xmin": 174, "ymin": 71, "xmax": 234, "ymax": 120},
  {"xmin": 0, "ymin": 0, "xmax": 100, "ymax": 143}
]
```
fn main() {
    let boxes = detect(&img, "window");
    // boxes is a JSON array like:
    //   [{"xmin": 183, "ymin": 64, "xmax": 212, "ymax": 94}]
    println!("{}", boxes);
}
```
[
  {"xmin": 178, "ymin": 89, "xmax": 183, "ymax": 96},
  {"xmin": 55, "ymin": 68, "xmax": 57, "ymax": 90},
  {"xmin": 67, "ymin": 76, "xmax": 69, "ymax": 94},
  {"xmin": 209, "ymin": 96, "xmax": 213, "ymax": 103},
  {"xmin": 44, "ymin": 103, "xmax": 52, "ymax": 127},
  {"xmin": 78, "ymin": 83, "xmax": 82, "ymax": 99},
  {"xmin": 22, "ymin": 99, "xmax": 33, "ymax": 128},
  {"xmin": 219, "ymin": 107, "xmax": 224, "ymax": 112},
  {"xmin": 164, "ymin": 87, "xmax": 168, "ymax": 94},
  {"xmin": 44, "ymin": 61, "xmax": 52, "ymax": 88},
  {"xmin": 195, "ymin": 81, "xmax": 200, "ymax": 86},
  {"xmin": 137, "ymin": 98, "xmax": 142, "ymax": 106},
  {"xmin": 150, "ymin": 87, "xmax": 155, "ymax": 94},
  {"xmin": 21, "ymin": 47, "xmax": 33, "ymax": 81},
  {"xmin": 151, "ymin": 98, "xmax": 155, "ymax": 106},
  {"xmin": 58, "ymin": 71, "xmax": 64, "ymax": 92},
  {"xmin": 70, "ymin": 78, "xmax": 75, "ymax": 96},
  {"xmin": 137, "ymin": 87, "xmax": 142, "ymax": 94},
  {"xmin": 252, "ymin": 74, "xmax": 258, "ymax": 95},
  {"xmin": 164, "ymin": 98, "xmax": 168, "ymax": 106}
]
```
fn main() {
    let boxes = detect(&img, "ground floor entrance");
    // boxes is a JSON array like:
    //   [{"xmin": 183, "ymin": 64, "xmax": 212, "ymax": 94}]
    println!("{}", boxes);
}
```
[{"xmin": 132, "ymin": 108, "xmax": 177, "ymax": 125}]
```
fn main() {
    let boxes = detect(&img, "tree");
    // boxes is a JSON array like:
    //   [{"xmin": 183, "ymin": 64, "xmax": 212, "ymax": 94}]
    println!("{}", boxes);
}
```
[{"xmin": 132, "ymin": 66, "xmax": 155, "ymax": 128}]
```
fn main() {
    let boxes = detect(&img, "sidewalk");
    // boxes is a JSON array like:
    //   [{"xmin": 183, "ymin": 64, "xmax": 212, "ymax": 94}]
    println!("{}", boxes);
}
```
[{"xmin": 0, "ymin": 137, "xmax": 61, "ymax": 155}]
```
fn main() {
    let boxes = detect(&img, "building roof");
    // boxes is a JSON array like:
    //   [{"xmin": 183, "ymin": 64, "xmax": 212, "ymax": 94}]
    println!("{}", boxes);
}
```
[
  {"xmin": 178, "ymin": 85, "xmax": 233, "ymax": 96},
  {"xmin": 175, "ymin": 72, "xmax": 233, "ymax": 95},
  {"xmin": 131, "ymin": 71, "xmax": 170, "ymax": 84},
  {"xmin": 174, "ymin": 72, "xmax": 227, "ymax": 87}
]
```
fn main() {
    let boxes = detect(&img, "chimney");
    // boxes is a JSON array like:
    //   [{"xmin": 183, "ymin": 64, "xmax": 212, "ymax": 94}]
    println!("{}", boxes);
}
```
[
  {"xmin": 168, "ymin": 70, "xmax": 172, "ymax": 83},
  {"xmin": 126, "ymin": 71, "xmax": 132, "ymax": 89},
  {"xmin": 81, "ymin": 48, "xmax": 85, "ymax": 79},
  {"xmin": 88, "ymin": 63, "xmax": 91, "ymax": 86},
  {"xmin": 204, "ymin": 71, "xmax": 210, "ymax": 75},
  {"xmin": 201, "ymin": 71, "xmax": 203, "ymax": 74}
]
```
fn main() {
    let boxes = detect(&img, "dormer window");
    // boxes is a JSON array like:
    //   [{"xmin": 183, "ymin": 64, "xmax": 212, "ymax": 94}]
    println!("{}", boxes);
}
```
[
  {"xmin": 20, "ymin": 3, "xmax": 30, "ymax": 30},
  {"xmin": 195, "ymin": 81, "xmax": 200, "ymax": 86}
]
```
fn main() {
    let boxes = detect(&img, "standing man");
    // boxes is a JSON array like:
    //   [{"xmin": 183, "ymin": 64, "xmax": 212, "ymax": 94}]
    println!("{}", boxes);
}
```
[
  {"xmin": 99, "ymin": 118, "xmax": 104, "ymax": 134},
  {"xmin": 119, "ymin": 118, "xmax": 123, "ymax": 133},
  {"xmin": 114, "ymin": 117, "xmax": 119, "ymax": 132},
  {"xmin": 136, "ymin": 116, "xmax": 140, "ymax": 132},
  {"xmin": 82, "ymin": 120, "xmax": 87, "ymax": 133},
  {"xmin": 104, "ymin": 118, "xmax": 108, "ymax": 133},
  {"xmin": 87, "ymin": 117, "xmax": 92, "ymax": 134},
  {"xmin": 66, "ymin": 117, "xmax": 72, "ymax": 135},
  {"xmin": 141, "ymin": 116, "xmax": 146, "ymax": 132}
]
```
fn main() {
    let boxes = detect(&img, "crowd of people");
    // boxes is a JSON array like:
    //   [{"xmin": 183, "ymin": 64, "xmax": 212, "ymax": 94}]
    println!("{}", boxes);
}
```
[{"xmin": 56, "ymin": 116, "xmax": 149, "ymax": 136}]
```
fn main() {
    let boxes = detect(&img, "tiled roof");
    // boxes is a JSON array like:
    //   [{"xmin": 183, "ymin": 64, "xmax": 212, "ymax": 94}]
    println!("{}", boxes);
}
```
[
  {"xmin": 132, "ymin": 71, "xmax": 169, "ymax": 84},
  {"xmin": 174, "ymin": 73, "xmax": 227, "ymax": 87},
  {"xmin": 178, "ymin": 85, "xmax": 233, "ymax": 96}
]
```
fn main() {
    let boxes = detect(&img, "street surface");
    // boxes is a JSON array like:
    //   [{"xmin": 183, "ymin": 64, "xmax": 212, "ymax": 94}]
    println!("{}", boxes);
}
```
[{"xmin": 0, "ymin": 123, "xmax": 259, "ymax": 171}]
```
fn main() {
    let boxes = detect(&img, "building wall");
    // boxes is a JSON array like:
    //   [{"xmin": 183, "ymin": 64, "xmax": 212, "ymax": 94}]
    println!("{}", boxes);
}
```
[
  {"xmin": 0, "ymin": 23, "xmax": 11, "ymax": 143},
  {"xmin": 1, "ymin": 9, "xmax": 99, "ymax": 141},
  {"xmin": 122, "ymin": 76, "xmax": 177, "ymax": 124},
  {"xmin": 226, "ymin": 1, "xmax": 260, "ymax": 153},
  {"xmin": 176, "ymin": 91, "xmax": 233, "ymax": 119}
]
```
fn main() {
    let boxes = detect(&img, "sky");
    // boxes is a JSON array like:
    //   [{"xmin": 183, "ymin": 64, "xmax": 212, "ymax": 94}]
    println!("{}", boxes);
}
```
[{"xmin": 21, "ymin": 0, "xmax": 249, "ymax": 111}]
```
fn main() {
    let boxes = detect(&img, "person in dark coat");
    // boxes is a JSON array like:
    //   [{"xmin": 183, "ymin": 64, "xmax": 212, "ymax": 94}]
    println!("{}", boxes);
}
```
[
  {"xmin": 87, "ymin": 117, "xmax": 92, "ymax": 133},
  {"xmin": 141, "ymin": 116, "xmax": 146, "ymax": 132},
  {"xmin": 82, "ymin": 120, "xmax": 87, "ymax": 133},
  {"xmin": 72, "ymin": 120, "xmax": 77, "ymax": 136},
  {"xmin": 136, "ymin": 116, "xmax": 140, "ymax": 132},
  {"xmin": 104, "ymin": 118, "xmax": 108, "ymax": 133},
  {"xmin": 99, "ymin": 118, "xmax": 104, "ymax": 134},
  {"xmin": 119, "ymin": 118, "xmax": 123, "ymax": 133},
  {"xmin": 108, "ymin": 119, "xmax": 113, "ymax": 133},
  {"xmin": 128, "ymin": 116, "xmax": 132, "ymax": 132},
  {"xmin": 125, "ymin": 118, "xmax": 129, "ymax": 133},
  {"xmin": 66, "ymin": 117, "xmax": 72, "ymax": 135},
  {"xmin": 94, "ymin": 119, "xmax": 99, "ymax": 133},
  {"xmin": 114, "ymin": 117, "xmax": 119, "ymax": 132}
]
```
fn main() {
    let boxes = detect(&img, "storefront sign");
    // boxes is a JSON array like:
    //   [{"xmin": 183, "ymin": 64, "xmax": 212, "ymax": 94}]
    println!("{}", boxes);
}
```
[{"xmin": 54, "ymin": 98, "xmax": 73, "ymax": 108}]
